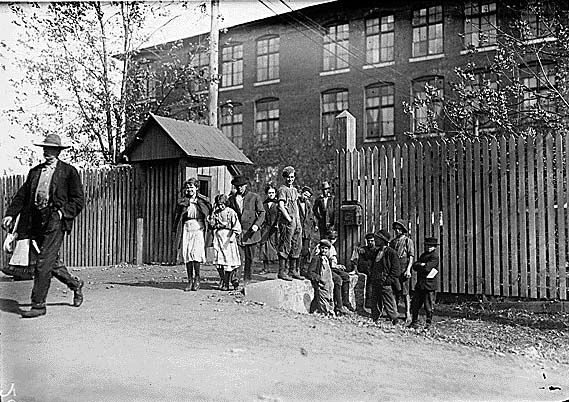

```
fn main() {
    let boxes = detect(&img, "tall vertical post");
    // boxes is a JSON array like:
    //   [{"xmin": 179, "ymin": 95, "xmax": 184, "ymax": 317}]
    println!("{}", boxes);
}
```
[
  {"xmin": 209, "ymin": 0, "xmax": 219, "ymax": 127},
  {"xmin": 336, "ymin": 110, "xmax": 356, "ymax": 151}
]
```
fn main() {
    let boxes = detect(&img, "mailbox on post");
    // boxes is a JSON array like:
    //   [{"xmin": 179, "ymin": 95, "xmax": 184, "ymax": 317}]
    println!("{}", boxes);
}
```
[{"xmin": 340, "ymin": 201, "xmax": 363, "ymax": 226}]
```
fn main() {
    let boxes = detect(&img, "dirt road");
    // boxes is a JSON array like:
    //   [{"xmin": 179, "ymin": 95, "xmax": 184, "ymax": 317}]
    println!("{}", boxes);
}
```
[{"xmin": 1, "ymin": 264, "xmax": 567, "ymax": 401}]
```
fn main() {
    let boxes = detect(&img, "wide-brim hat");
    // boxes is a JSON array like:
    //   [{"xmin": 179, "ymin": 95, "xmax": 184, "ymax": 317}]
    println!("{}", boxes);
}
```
[
  {"xmin": 424, "ymin": 237, "xmax": 439, "ymax": 246},
  {"xmin": 231, "ymin": 175, "xmax": 249, "ymax": 187},
  {"xmin": 321, "ymin": 181, "xmax": 331, "ymax": 190},
  {"xmin": 319, "ymin": 239, "xmax": 332, "ymax": 248},
  {"xmin": 392, "ymin": 220, "xmax": 408, "ymax": 233},
  {"xmin": 33, "ymin": 134, "xmax": 70, "ymax": 149}
]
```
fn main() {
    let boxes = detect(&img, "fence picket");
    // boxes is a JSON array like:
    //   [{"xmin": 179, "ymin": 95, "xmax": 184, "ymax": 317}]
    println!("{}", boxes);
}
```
[
  {"xmin": 545, "ymin": 134, "xmax": 556, "ymax": 299},
  {"xmin": 508, "ymin": 136, "xmax": 519, "ymax": 297},
  {"xmin": 536, "ymin": 136, "xmax": 547, "ymax": 298},
  {"xmin": 556, "ymin": 133, "xmax": 567, "ymax": 300}
]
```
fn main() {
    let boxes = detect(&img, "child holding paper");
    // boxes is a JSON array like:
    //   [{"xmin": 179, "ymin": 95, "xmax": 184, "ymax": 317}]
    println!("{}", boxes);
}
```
[{"xmin": 409, "ymin": 237, "xmax": 440, "ymax": 329}]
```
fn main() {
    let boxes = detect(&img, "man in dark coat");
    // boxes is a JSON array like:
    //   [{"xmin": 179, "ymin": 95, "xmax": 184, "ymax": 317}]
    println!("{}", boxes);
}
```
[
  {"xmin": 2, "ymin": 134, "xmax": 85, "ymax": 318},
  {"xmin": 368, "ymin": 229, "xmax": 401, "ymax": 324},
  {"xmin": 312, "ymin": 181, "xmax": 336, "ymax": 239},
  {"xmin": 297, "ymin": 185, "xmax": 317, "ymax": 278},
  {"xmin": 409, "ymin": 237, "xmax": 440, "ymax": 329},
  {"xmin": 227, "ymin": 175, "xmax": 265, "ymax": 284}
]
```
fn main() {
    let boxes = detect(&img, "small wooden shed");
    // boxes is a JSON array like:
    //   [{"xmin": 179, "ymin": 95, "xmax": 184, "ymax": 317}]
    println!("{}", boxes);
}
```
[{"xmin": 123, "ymin": 113, "xmax": 253, "ymax": 264}]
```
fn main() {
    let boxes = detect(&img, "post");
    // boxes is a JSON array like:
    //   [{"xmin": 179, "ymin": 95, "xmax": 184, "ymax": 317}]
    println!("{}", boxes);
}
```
[
  {"xmin": 209, "ymin": 0, "xmax": 219, "ymax": 127},
  {"xmin": 336, "ymin": 110, "xmax": 356, "ymax": 151},
  {"xmin": 134, "ymin": 162, "xmax": 147, "ymax": 265}
]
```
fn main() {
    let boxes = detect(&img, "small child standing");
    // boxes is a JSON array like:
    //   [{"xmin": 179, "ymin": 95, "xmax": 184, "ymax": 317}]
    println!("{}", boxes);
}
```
[
  {"xmin": 208, "ymin": 194, "xmax": 242, "ymax": 290},
  {"xmin": 409, "ymin": 237, "xmax": 440, "ymax": 329},
  {"xmin": 307, "ymin": 239, "xmax": 334, "ymax": 315}
]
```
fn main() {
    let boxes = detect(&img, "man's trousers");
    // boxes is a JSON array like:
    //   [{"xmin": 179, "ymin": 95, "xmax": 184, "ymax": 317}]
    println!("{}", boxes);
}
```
[{"xmin": 31, "ymin": 208, "xmax": 81, "ymax": 308}]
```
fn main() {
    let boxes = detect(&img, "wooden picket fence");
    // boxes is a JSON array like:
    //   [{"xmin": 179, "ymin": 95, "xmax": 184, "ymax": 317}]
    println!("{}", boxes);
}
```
[
  {"xmin": 0, "ymin": 166, "xmax": 138, "ymax": 268},
  {"xmin": 336, "ymin": 133, "xmax": 568, "ymax": 300}
]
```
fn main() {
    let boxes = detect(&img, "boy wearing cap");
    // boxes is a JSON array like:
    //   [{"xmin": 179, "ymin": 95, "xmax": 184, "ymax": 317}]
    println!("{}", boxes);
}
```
[
  {"xmin": 277, "ymin": 166, "xmax": 303, "ymax": 281},
  {"xmin": 307, "ymin": 239, "xmax": 334, "ymax": 315},
  {"xmin": 298, "ymin": 186, "xmax": 317, "ymax": 278},
  {"xmin": 313, "ymin": 181, "xmax": 336, "ymax": 239},
  {"xmin": 390, "ymin": 220, "xmax": 415, "ymax": 322},
  {"xmin": 409, "ymin": 237, "xmax": 440, "ymax": 329},
  {"xmin": 227, "ymin": 175, "xmax": 265, "ymax": 286},
  {"xmin": 350, "ymin": 233, "xmax": 380, "ymax": 310},
  {"xmin": 2, "ymin": 134, "xmax": 85, "ymax": 318},
  {"xmin": 369, "ymin": 229, "xmax": 401, "ymax": 324}
]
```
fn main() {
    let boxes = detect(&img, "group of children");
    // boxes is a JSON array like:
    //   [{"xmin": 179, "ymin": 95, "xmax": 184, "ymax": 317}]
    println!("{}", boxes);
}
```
[
  {"xmin": 205, "ymin": 164, "xmax": 439, "ymax": 328},
  {"xmin": 309, "ymin": 221, "xmax": 440, "ymax": 328}
]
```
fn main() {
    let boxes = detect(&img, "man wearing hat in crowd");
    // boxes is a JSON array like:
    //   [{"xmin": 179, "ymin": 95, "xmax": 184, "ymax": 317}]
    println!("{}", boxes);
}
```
[
  {"xmin": 297, "ymin": 185, "xmax": 317, "ymax": 278},
  {"xmin": 276, "ymin": 166, "xmax": 303, "ymax": 281},
  {"xmin": 390, "ymin": 220, "xmax": 415, "ymax": 322},
  {"xmin": 350, "ymin": 232, "xmax": 380, "ymax": 311},
  {"xmin": 227, "ymin": 175, "xmax": 265, "ymax": 285},
  {"xmin": 313, "ymin": 181, "xmax": 336, "ymax": 239},
  {"xmin": 409, "ymin": 237, "xmax": 440, "ymax": 329},
  {"xmin": 368, "ymin": 229, "xmax": 401, "ymax": 325},
  {"xmin": 1, "ymin": 134, "xmax": 85, "ymax": 318}
]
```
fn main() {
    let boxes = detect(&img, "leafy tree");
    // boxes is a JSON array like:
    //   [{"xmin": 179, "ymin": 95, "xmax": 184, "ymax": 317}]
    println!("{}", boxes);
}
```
[
  {"xmin": 4, "ymin": 2, "xmax": 208, "ymax": 167},
  {"xmin": 405, "ymin": 1, "xmax": 569, "ymax": 138}
]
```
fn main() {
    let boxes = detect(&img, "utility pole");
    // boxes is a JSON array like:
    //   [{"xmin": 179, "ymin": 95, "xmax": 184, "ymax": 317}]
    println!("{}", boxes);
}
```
[{"xmin": 209, "ymin": 0, "xmax": 219, "ymax": 127}]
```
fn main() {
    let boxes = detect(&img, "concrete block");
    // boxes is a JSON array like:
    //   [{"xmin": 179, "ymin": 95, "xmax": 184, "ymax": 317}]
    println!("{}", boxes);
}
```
[
  {"xmin": 245, "ymin": 273, "xmax": 367, "ymax": 314},
  {"xmin": 245, "ymin": 279, "xmax": 314, "ymax": 314}
]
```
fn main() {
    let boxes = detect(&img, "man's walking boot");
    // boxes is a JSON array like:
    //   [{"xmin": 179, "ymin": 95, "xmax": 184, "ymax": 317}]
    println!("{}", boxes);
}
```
[
  {"xmin": 277, "ymin": 258, "xmax": 292, "ymax": 281},
  {"xmin": 341, "ymin": 281, "xmax": 355, "ymax": 312},
  {"xmin": 184, "ymin": 263, "xmax": 193, "ymax": 292},
  {"xmin": 290, "ymin": 258, "xmax": 303, "ymax": 280},
  {"xmin": 73, "ymin": 278, "xmax": 85, "ymax": 307},
  {"xmin": 191, "ymin": 263, "xmax": 201, "ymax": 291},
  {"xmin": 21, "ymin": 306, "xmax": 47, "ymax": 318}
]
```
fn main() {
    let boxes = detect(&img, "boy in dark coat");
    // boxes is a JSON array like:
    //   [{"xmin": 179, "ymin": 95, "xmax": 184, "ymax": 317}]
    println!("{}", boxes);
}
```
[
  {"xmin": 409, "ymin": 237, "xmax": 440, "ymax": 329},
  {"xmin": 369, "ymin": 229, "xmax": 401, "ymax": 325},
  {"xmin": 307, "ymin": 239, "xmax": 334, "ymax": 315},
  {"xmin": 227, "ymin": 175, "xmax": 265, "ymax": 285},
  {"xmin": 350, "ymin": 232, "xmax": 380, "ymax": 310}
]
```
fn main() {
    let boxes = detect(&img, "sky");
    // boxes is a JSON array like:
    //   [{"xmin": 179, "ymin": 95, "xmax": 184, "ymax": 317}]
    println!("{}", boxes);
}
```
[{"xmin": 0, "ymin": 0, "xmax": 330, "ymax": 175}]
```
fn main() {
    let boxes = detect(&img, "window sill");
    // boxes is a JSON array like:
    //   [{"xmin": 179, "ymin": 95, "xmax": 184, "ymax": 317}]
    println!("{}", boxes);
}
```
[
  {"xmin": 319, "ymin": 68, "xmax": 350, "ymax": 77},
  {"xmin": 254, "ymin": 79, "xmax": 280, "ymax": 87},
  {"xmin": 523, "ymin": 36, "xmax": 557, "ymax": 45},
  {"xmin": 363, "ymin": 61, "xmax": 395, "ymax": 70},
  {"xmin": 220, "ymin": 84, "xmax": 244, "ymax": 92},
  {"xmin": 408, "ymin": 132, "xmax": 445, "ymax": 139},
  {"xmin": 408, "ymin": 53, "xmax": 445, "ymax": 63},
  {"xmin": 459, "ymin": 45, "xmax": 498, "ymax": 55},
  {"xmin": 364, "ymin": 136, "xmax": 396, "ymax": 143}
]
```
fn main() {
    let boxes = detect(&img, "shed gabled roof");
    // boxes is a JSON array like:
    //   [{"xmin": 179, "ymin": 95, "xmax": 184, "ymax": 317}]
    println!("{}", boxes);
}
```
[{"xmin": 124, "ymin": 113, "xmax": 253, "ymax": 166}]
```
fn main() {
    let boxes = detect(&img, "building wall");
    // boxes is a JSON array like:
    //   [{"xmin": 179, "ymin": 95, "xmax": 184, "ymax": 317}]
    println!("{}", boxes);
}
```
[{"xmin": 136, "ymin": 0, "xmax": 519, "ymax": 190}]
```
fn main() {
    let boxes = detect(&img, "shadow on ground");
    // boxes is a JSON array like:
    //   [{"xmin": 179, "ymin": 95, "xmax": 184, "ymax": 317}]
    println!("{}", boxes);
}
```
[
  {"xmin": 435, "ymin": 304, "xmax": 569, "ymax": 331},
  {"xmin": 0, "ymin": 298, "xmax": 74, "ymax": 315}
]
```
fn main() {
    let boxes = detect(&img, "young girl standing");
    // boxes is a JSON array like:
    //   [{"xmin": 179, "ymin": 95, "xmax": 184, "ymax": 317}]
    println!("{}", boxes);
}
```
[{"xmin": 209, "ymin": 194, "xmax": 242, "ymax": 290}]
